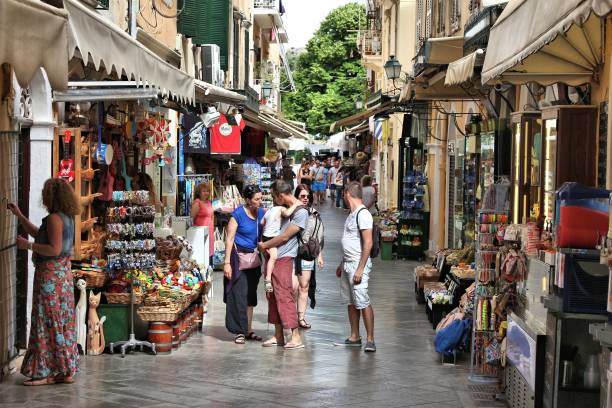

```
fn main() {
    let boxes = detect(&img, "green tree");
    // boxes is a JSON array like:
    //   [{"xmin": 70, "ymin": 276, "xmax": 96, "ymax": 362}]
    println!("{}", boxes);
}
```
[{"xmin": 282, "ymin": 3, "xmax": 366, "ymax": 136}]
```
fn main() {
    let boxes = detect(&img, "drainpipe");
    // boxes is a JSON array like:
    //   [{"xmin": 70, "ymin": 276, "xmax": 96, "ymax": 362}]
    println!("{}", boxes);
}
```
[{"xmin": 128, "ymin": 0, "xmax": 139, "ymax": 38}]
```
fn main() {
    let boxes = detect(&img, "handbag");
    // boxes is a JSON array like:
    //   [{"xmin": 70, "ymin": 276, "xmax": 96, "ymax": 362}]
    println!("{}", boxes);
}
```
[{"xmin": 235, "ymin": 216, "xmax": 261, "ymax": 270}]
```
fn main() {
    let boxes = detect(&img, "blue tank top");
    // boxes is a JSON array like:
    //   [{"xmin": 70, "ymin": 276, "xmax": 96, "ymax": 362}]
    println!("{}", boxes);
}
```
[
  {"xmin": 33, "ymin": 212, "xmax": 74, "ymax": 263},
  {"xmin": 232, "ymin": 206, "xmax": 265, "ymax": 250}
]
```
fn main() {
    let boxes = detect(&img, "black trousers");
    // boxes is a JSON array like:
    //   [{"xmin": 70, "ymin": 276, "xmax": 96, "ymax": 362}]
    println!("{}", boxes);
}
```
[{"xmin": 224, "ymin": 267, "xmax": 261, "ymax": 335}]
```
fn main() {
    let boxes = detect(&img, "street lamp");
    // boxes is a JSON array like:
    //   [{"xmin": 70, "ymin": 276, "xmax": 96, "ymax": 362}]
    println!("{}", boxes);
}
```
[
  {"xmin": 355, "ymin": 96, "xmax": 364, "ymax": 110},
  {"xmin": 384, "ymin": 55, "xmax": 402, "ymax": 80},
  {"xmin": 261, "ymin": 80, "xmax": 273, "ymax": 99}
]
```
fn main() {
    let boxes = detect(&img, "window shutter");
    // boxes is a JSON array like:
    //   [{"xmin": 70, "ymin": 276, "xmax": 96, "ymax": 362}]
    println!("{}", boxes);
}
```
[
  {"xmin": 193, "ymin": 0, "xmax": 230, "ymax": 71},
  {"xmin": 177, "ymin": 0, "xmax": 198, "ymax": 38},
  {"xmin": 244, "ymin": 29, "xmax": 250, "ymax": 88}
]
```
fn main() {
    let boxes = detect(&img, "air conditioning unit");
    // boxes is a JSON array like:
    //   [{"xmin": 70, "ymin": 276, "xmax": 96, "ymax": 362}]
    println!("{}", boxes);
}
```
[
  {"xmin": 193, "ymin": 46, "xmax": 202, "ymax": 80},
  {"xmin": 201, "ymin": 44, "xmax": 223, "ymax": 87}
]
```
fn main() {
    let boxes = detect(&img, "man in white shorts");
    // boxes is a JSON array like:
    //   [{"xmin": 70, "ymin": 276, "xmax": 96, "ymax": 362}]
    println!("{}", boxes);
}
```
[{"xmin": 336, "ymin": 181, "xmax": 376, "ymax": 352}]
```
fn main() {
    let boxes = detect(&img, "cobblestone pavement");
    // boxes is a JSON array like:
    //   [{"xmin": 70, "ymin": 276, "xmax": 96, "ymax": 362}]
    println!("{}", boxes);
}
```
[{"xmin": 0, "ymin": 201, "xmax": 504, "ymax": 407}]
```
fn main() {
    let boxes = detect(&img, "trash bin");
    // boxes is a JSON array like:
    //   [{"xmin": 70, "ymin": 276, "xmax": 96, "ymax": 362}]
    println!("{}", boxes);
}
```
[{"xmin": 381, "ymin": 240, "xmax": 394, "ymax": 260}]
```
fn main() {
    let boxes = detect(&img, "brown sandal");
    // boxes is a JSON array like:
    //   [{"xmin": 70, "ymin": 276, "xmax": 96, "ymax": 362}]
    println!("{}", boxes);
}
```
[{"xmin": 23, "ymin": 377, "xmax": 55, "ymax": 386}]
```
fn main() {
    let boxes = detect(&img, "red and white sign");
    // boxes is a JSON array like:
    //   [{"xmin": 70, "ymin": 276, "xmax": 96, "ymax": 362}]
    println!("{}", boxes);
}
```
[{"xmin": 210, "ymin": 113, "xmax": 244, "ymax": 154}]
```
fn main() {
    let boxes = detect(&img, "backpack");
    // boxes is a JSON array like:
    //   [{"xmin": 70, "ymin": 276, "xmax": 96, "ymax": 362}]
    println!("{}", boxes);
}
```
[
  {"xmin": 297, "ymin": 208, "xmax": 324, "ymax": 261},
  {"xmin": 356, "ymin": 207, "xmax": 380, "ymax": 258}
]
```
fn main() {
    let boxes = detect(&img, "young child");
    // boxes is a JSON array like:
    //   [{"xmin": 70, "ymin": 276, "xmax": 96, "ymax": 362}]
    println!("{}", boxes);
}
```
[{"xmin": 261, "ymin": 198, "xmax": 300, "ymax": 292}]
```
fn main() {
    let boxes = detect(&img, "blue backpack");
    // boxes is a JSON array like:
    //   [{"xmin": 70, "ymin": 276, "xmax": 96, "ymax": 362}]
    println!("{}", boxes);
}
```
[{"xmin": 434, "ymin": 319, "xmax": 472, "ymax": 355}]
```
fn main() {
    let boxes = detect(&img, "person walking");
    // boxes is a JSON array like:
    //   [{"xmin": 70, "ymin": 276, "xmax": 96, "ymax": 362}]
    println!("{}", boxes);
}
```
[
  {"xmin": 191, "ymin": 182, "xmax": 215, "ymax": 264},
  {"xmin": 334, "ymin": 164, "xmax": 345, "ymax": 208},
  {"xmin": 328, "ymin": 159, "xmax": 339, "ymax": 202},
  {"xmin": 312, "ymin": 160, "xmax": 326, "ymax": 205},
  {"xmin": 336, "ymin": 181, "xmax": 376, "ymax": 352},
  {"xmin": 361, "ymin": 175, "xmax": 377, "ymax": 215},
  {"xmin": 258, "ymin": 180, "xmax": 308, "ymax": 350},
  {"xmin": 8, "ymin": 178, "xmax": 80, "ymax": 385},
  {"xmin": 297, "ymin": 159, "xmax": 312, "ymax": 187},
  {"xmin": 293, "ymin": 184, "xmax": 324, "ymax": 330},
  {"xmin": 223, "ymin": 185, "xmax": 265, "ymax": 344}
]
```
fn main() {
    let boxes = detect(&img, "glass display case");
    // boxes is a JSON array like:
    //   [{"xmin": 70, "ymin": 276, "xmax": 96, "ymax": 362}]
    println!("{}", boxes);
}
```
[
  {"xmin": 541, "ymin": 106, "xmax": 598, "ymax": 225},
  {"xmin": 510, "ymin": 112, "xmax": 543, "ymax": 225}
]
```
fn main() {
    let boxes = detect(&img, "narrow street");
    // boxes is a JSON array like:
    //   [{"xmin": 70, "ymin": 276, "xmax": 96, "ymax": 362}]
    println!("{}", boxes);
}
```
[{"xmin": 0, "ymin": 202, "xmax": 500, "ymax": 408}]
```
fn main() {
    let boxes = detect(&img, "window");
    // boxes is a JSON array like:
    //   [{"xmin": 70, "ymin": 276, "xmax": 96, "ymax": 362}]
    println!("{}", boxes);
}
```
[
  {"xmin": 416, "ymin": 0, "xmax": 424, "ymax": 51},
  {"xmin": 436, "ymin": 0, "xmax": 445, "ymax": 35},
  {"xmin": 450, "ymin": 0, "xmax": 460, "ymax": 33}
]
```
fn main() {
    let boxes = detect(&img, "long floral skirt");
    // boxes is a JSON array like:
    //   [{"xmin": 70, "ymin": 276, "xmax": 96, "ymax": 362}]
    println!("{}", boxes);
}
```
[{"xmin": 21, "ymin": 257, "xmax": 79, "ymax": 379}]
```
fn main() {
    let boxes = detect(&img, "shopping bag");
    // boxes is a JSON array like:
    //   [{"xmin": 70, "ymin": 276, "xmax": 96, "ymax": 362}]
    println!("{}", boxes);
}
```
[{"xmin": 213, "ymin": 227, "xmax": 226, "ymax": 266}]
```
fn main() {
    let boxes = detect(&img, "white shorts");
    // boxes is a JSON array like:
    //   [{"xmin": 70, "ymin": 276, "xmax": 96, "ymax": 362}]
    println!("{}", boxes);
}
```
[{"xmin": 340, "ymin": 259, "xmax": 372, "ymax": 310}]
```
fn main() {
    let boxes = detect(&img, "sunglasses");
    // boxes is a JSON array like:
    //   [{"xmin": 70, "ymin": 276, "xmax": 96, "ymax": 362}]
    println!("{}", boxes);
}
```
[{"xmin": 298, "ymin": 194, "xmax": 309, "ymax": 198}]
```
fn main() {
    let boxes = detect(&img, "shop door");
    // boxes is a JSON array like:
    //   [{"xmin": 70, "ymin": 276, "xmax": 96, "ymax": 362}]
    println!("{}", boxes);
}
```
[{"xmin": 0, "ymin": 130, "xmax": 28, "ymax": 381}]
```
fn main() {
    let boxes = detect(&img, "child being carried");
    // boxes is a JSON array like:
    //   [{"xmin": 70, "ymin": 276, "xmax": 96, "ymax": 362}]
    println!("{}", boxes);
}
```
[{"xmin": 261, "ymin": 198, "xmax": 301, "ymax": 292}]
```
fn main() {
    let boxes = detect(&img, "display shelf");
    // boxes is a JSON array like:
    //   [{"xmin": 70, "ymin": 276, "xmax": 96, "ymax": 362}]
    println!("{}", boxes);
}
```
[{"xmin": 398, "ymin": 170, "xmax": 428, "ymax": 260}]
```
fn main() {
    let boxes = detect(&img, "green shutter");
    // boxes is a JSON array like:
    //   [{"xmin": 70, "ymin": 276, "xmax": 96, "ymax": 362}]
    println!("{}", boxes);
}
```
[
  {"xmin": 244, "ymin": 29, "xmax": 250, "ymax": 87},
  {"xmin": 178, "ymin": 0, "xmax": 198, "ymax": 38},
  {"xmin": 194, "ymin": 0, "xmax": 230, "ymax": 71}
]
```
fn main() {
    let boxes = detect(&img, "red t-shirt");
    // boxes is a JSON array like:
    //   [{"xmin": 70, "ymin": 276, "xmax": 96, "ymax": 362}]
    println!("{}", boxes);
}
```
[{"xmin": 210, "ymin": 113, "xmax": 244, "ymax": 154}]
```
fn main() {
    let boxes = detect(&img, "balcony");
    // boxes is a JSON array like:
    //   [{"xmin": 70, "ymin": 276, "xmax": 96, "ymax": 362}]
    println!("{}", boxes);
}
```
[
  {"xmin": 254, "ymin": 0, "xmax": 284, "ymax": 30},
  {"xmin": 463, "ymin": 5, "xmax": 505, "ymax": 53},
  {"xmin": 358, "ymin": 30, "xmax": 382, "ymax": 57}
]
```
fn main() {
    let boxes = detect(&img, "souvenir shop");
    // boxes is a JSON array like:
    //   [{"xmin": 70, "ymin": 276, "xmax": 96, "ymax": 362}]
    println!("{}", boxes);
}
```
[
  {"xmin": 52, "ymin": 98, "xmax": 212, "ymax": 356},
  {"xmin": 411, "ymin": 102, "xmax": 611, "ymax": 407}
]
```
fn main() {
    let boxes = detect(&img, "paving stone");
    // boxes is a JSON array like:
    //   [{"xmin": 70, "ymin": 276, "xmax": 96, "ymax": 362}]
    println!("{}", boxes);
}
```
[{"xmin": 0, "ymin": 202, "xmax": 483, "ymax": 407}]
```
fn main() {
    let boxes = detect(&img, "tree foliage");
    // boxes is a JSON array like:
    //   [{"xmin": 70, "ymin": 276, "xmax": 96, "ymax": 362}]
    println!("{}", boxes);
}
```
[{"xmin": 282, "ymin": 3, "xmax": 366, "ymax": 136}]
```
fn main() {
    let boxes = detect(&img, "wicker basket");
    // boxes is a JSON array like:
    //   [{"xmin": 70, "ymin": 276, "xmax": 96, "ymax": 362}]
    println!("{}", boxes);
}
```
[
  {"xmin": 156, "ymin": 245, "xmax": 183, "ymax": 261},
  {"xmin": 136, "ymin": 306, "xmax": 180, "ymax": 322},
  {"xmin": 104, "ymin": 292, "xmax": 144, "ymax": 304},
  {"xmin": 74, "ymin": 270, "xmax": 107, "ymax": 288}
]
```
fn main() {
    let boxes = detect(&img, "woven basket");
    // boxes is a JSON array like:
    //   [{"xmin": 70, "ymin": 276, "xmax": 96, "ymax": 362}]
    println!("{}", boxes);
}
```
[
  {"xmin": 74, "ymin": 270, "xmax": 107, "ymax": 288},
  {"xmin": 136, "ymin": 306, "xmax": 180, "ymax": 322},
  {"xmin": 156, "ymin": 245, "xmax": 183, "ymax": 261},
  {"xmin": 104, "ymin": 292, "xmax": 144, "ymax": 304}
]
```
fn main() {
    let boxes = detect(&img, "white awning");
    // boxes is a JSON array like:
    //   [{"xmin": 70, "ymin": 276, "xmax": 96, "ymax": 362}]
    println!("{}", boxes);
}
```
[
  {"xmin": 445, "ymin": 50, "xmax": 484, "ymax": 86},
  {"xmin": 400, "ymin": 78, "xmax": 480, "ymax": 102},
  {"xmin": 195, "ymin": 80, "xmax": 246, "ymax": 104},
  {"xmin": 481, "ymin": 0, "xmax": 612, "ymax": 85},
  {"xmin": 64, "ymin": 0, "xmax": 194, "ymax": 104},
  {"xmin": 421, "ymin": 36, "xmax": 464, "ymax": 65},
  {"xmin": 0, "ymin": 0, "xmax": 69, "ymax": 90}
]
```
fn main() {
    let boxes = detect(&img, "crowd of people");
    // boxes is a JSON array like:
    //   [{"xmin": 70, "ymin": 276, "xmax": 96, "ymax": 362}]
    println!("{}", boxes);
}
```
[
  {"xmin": 6, "ymin": 163, "xmax": 377, "ymax": 387},
  {"xmin": 223, "ymin": 179, "xmax": 377, "ymax": 352}
]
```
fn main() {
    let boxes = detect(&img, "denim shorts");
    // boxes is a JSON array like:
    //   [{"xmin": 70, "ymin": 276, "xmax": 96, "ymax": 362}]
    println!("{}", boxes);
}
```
[
  {"xmin": 340, "ymin": 259, "xmax": 372, "ymax": 310},
  {"xmin": 312, "ymin": 181, "xmax": 326, "ymax": 192}
]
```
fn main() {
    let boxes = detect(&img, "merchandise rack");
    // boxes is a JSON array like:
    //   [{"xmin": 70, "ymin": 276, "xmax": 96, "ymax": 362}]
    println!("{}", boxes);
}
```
[
  {"xmin": 469, "ymin": 209, "xmax": 509, "ymax": 384},
  {"xmin": 398, "ymin": 171, "xmax": 428, "ymax": 260}
]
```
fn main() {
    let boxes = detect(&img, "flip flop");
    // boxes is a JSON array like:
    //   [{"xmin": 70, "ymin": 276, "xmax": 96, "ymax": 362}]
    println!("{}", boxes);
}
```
[
  {"xmin": 283, "ymin": 342, "xmax": 305, "ymax": 350},
  {"xmin": 262, "ymin": 338, "xmax": 284, "ymax": 347},
  {"xmin": 246, "ymin": 332, "xmax": 263, "ymax": 341},
  {"xmin": 298, "ymin": 318, "xmax": 311, "ymax": 329},
  {"xmin": 23, "ymin": 377, "xmax": 55, "ymax": 386},
  {"xmin": 234, "ymin": 334, "xmax": 246, "ymax": 344}
]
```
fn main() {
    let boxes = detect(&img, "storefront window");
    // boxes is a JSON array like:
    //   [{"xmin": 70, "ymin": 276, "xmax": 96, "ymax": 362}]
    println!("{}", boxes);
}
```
[{"xmin": 544, "ymin": 118, "xmax": 557, "ymax": 224}]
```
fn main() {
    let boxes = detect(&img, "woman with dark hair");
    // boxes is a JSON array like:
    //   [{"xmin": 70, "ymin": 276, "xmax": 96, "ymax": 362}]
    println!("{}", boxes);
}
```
[
  {"xmin": 223, "ymin": 184, "xmax": 265, "ymax": 344},
  {"xmin": 8, "ymin": 178, "xmax": 80, "ymax": 385},
  {"xmin": 134, "ymin": 172, "xmax": 161, "ymax": 211},
  {"xmin": 293, "ymin": 184, "xmax": 324, "ymax": 329}
]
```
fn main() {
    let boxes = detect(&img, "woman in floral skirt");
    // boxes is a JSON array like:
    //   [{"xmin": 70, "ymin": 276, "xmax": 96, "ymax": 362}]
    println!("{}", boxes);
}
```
[{"xmin": 8, "ymin": 178, "xmax": 80, "ymax": 386}]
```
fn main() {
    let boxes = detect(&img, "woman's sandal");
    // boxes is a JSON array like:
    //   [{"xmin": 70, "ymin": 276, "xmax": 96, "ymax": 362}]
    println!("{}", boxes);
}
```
[
  {"xmin": 283, "ymin": 342, "xmax": 305, "ymax": 350},
  {"xmin": 298, "ymin": 318, "xmax": 311, "ymax": 329},
  {"xmin": 23, "ymin": 377, "xmax": 55, "ymax": 386},
  {"xmin": 55, "ymin": 375, "xmax": 75, "ymax": 384},
  {"xmin": 264, "ymin": 280, "xmax": 273, "ymax": 293},
  {"xmin": 246, "ymin": 332, "xmax": 262, "ymax": 341},
  {"xmin": 234, "ymin": 334, "xmax": 246, "ymax": 344},
  {"xmin": 262, "ymin": 337, "xmax": 285, "ymax": 347}
]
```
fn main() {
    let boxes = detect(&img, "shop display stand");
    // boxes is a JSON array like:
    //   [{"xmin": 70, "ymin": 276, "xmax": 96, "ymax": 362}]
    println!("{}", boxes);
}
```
[
  {"xmin": 398, "ymin": 171, "xmax": 428, "ymax": 260},
  {"xmin": 260, "ymin": 166, "xmax": 273, "ymax": 209},
  {"xmin": 462, "ymin": 135, "xmax": 480, "ymax": 246},
  {"xmin": 53, "ymin": 127, "xmax": 95, "ymax": 260},
  {"xmin": 105, "ymin": 192, "xmax": 156, "ymax": 357},
  {"xmin": 469, "ymin": 209, "xmax": 509, "ymax": 384}
]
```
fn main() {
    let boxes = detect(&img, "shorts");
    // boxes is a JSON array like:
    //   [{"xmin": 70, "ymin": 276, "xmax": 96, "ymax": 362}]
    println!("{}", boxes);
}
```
[
  {"xmin": 313, "ymin": 181, "xmax": 326, "ymax": 192},
  {"xmin": 340, "ymin": 259, "xmax": 372, "ymax": 310},
  {"xmin": 262, "ymin": 235, "xmax": 275, "ymax": 243},
  {"xmin": 301, "ymin": 259, "xmax": 314, "ymax": 271}
]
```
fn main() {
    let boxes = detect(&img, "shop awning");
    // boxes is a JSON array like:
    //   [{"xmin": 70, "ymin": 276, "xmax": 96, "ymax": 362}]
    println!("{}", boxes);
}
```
[
  {"xmin": 64, "ymin": 0, "xmax": 195, "ymax": 104},
  {"xmin": 243, "ymin": 110, "xmax": 291, "ymax": 137},
  {"xmin": 195, "ymin": 80, "xmax": 246, "ymax": 105},
  {"xmin": 481, "ymin": 0, "xmax": 612, "ymax": 85},
  {"xmin": 0, "ymin": 0, "xmax": 69, "ymax": 90},
  {"xmin": 261, "ymin": 113, "xmax": 309, "ymax": 139},
  {"xmin": 445, "ymin": 50, "xmax": 485, "ymax": 86},
  {"xmin": 419, "ymin": 36, "xmax": 465, "ymax": 65},
  {"xmin": 400, "ymin": 71, "xmax": 480, "ymax": 102},
  {"xmin": 274, "ymin": 137, "xmax": 306, "ymax": 151},
  {"xmin": 329, "ymin": 102, "xmax": 393, "ymax": 133}
]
